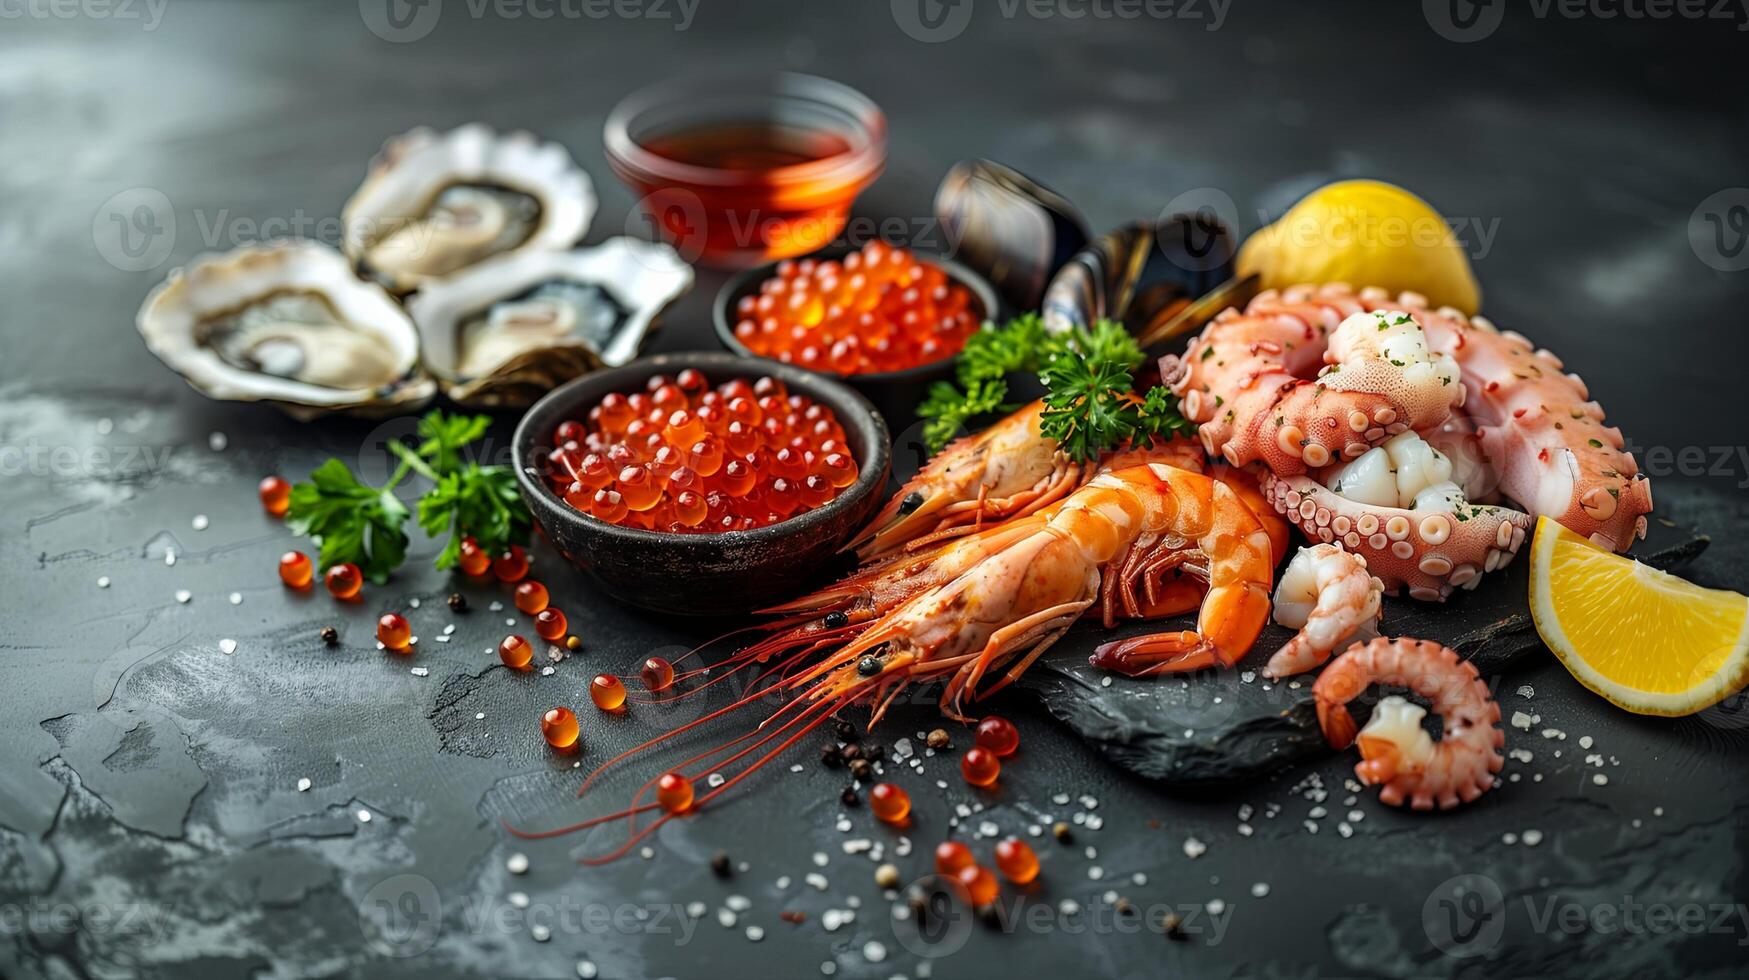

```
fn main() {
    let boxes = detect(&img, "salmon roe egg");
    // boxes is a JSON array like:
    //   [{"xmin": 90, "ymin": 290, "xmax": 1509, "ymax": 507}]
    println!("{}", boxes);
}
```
[
  {"xmin": 499, "ymin": 634, "xmax": 533, "ymax": 669},
  {"xmin": 259, "ymin": 475, "xmax": 292, "ymax": 516},
  {"xmin": 869, "ymin": 783, "xmax": 911, "ymax": 824},
  {"xmin": 376, "ymin": 612, "xmax": 411, "ymax": 651},
  {"xmin": 457, "ymin": 536, "xmax": 491, "ymax": 576},
  {"xmin": 640, "ymin": 656, "xmax": 675, "ymax": 692},
  {"xmin": 934, "ymin": 841, "xmax": 974, "ymax": 875},
  {"xmin": 656, "ymin": 772, "xmax": 694, "ymax": 813},
  {"xmin": 590, "ymin": 673, "xmax": 627, "ymax": 711},
  {"xmin": 974, "ymin": 716, "xmax": 1019, "ymax": 757},
  {"xmin": 278, "ymin": 551, "xmax": 313, "ymax": 589},
  {"xmin": 493, "ymin": 545, "xmax": 529, "ymax": 582},
  {"xmin": 960, "ymin": 747, "xmax": 1000, "ymax": 787},
  {"xmin": 514, "ymin": 581, "xmax": 549, "ymax": 614},
  {"xmin": 534, "ymin": 608, "xmax": 568, "ymax": 642},
  {"xmin": 994, "ymin": 837, "xmax": 1039, "ymax": 884},
  {"xmin": 324, "ymin": 562, "xmax": 363, "ymax": 600},
  {"xmin": 540, "ymin": 707, "xmax": 579, "ymax": 749}
]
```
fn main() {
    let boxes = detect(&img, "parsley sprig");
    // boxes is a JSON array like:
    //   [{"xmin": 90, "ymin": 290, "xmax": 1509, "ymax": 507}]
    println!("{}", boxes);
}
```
[
  {"xmin": 916, "ymin": 314, "xmax": 1193, "ymax": 462},
  {"xmin": 286, "ymin": 411, "xmax": 531, "ymax": 583}
]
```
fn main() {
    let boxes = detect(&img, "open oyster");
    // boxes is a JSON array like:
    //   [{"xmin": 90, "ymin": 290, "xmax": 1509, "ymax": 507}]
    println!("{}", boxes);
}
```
[
  {"xmin": 136, "ymin": 242, "xmax": 434, "ymax": 418},
  {"xmin": 342, "ymin": 124, "xmax": 596, "ymax": 293},
  {"xmin": 405, "ymin": 238, "xmax": 693, "ymax": 407}
]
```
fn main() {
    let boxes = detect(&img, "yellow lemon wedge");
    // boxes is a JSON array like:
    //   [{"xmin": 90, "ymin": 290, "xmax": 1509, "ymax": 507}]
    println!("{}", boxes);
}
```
[
  {"xmin": 1529, "ymin": 516, "xmax": 1749, "ymax": 716},
  {"xmin": 1237, "ymin": 179, "xmax": 1482, "ymax": 315}
]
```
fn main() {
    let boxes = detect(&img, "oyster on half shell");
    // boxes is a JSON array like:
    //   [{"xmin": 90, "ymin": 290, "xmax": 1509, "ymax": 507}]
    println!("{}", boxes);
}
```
[
  {"xmin": 405, "ymin": 238, "xmax": 693, "ymax": 407},
  {"xmin": 342, "ymin": 124, "xmax": 596, "ymax": 293},
  {"xmin": 137, "ymin": 242, "xmax": 435, "ymax": 418}
]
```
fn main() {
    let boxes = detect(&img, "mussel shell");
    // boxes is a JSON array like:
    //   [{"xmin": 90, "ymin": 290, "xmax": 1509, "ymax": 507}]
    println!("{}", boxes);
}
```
[
  {"xmin": 935, "ymin": 160, "xmax": 1089, "ymax": 312},
  {"xmin": 1040, "ymin": 212, "xmax": 1238, "ymax": 340}
]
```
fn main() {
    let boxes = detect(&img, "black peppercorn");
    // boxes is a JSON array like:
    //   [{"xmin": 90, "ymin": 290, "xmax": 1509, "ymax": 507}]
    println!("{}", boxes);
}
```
[
  {"xmin": 447, "ymin": 593, "xmax": 467, "ymax": 612},
  {"xmin": 320, "ymin": 626, "xmax": 339, "ymax": 646},
  {"xmin": 848, "ymin": 758, "xmax": 873, "ymax": 782},
  {"xmin": 820, "ymin": 744, "xmax": 843, "ymax": 768},
  {"xmin": 840, "ymin": 787, "xmax": 860, "ymax": 806},
  {"xmin": 709, "ymin": 852, "xmax": 732, "ymax": 878}
]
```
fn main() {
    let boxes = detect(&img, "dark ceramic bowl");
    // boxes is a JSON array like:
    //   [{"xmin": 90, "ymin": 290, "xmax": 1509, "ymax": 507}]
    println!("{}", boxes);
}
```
[
  {"xmin": 513, "ymin": 352, "xmax": 891, "ymax": 617},
  {"xmin": 711, "ymin": 246, "xmax": 1002, "ymax": 425}
]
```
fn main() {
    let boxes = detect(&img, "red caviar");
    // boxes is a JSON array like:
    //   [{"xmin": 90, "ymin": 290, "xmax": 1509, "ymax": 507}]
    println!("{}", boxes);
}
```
[
  {"xmin": 499, "ymin": 634, "xmax": 533, "ymax": 669},
  {"xmin": 590, "ymin": 674, "xmax": 628, "ymax": 711},
  {"xmin": 640, "ymin": 656, "xmax": 675, "ymax": 692},
  {"xmin": 376, "ymin": 612, "xmax": 411, "ymax": 651},
  {"xmin": 534, "ymin": 608, "xmax": 568, "ymax": 642},
  {"xmin": 956, "ymin": 864, "xmax": 999, "ymax": 907},
  {"xmin": 324, "ymin": 562, "xmax": 362, "ymax": 600},
  {"xmin": 974, "ymin": 716, "xmax": 1019, "ymax": 757},
  {"xmin": 869, "ymin": 783, "xmax": 911, "ymax": 824},
  {"xmin": 279, "ymin": 551, "xmax": 313, "ymax": 589},
  {"xmin": 656, "ymin": 772, "xmax": 694, "ymax": 813},
  {"xmin": 960, "ymin": 747, "xmax": 1000, "ymax": 787},
  {"xmin": 994, "ymin": 837, "xmax": 1039, "ymax": 884},
  {"xmin": 732, "ymin": 241, "xmax": 980, "ymax": 375},
  {"xmin": 457, "ymin": 536, "xmax": 491, "ymax": 576},
  {"xmin": 541, "ymin": 707, "xmax": 580, "ymax": 749},
  {"xmin": 545, "ymin": 369, "xmax": 858, "ymax": 534},
  {"xmin": 493, "ymin": 545, "xmax": 530, "ymax": 583},
  {"xmin": 259, "ymin": 475, "xmax": 291, "ymax": 516},
  {"xmin": 934, "ymin": 841, "xmax": 974, "ymax": 875},
  {"xmin": 513, "ymin": 580, "xmax": 549, "ymax": 614}
]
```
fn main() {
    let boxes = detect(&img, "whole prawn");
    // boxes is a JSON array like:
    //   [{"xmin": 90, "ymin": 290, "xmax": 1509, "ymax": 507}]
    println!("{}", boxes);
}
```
[
  {"xmin": 1263, "ymin": 543, "xmax": 1383, "ymax": 679},
  {"xmin": 1313, "ymin": 637, "xmax": 1505, "ymax": 809},
  {"xmin": 511, "ymin": 464, "xmax": 1276, "ymax": 860}
]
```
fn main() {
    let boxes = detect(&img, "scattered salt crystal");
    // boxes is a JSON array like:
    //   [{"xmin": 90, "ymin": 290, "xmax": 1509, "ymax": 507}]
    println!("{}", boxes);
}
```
[
  {"xmin": 475, "ymin": 712, "xmax": 485, "ymax": 720},
  {"xmin": 175, "ymin": 589, "xmax": 192, "ymax": 604},
  {"xmin": 1100, "ymin": 676, "xmax": 1112, "ymax": 688},
  {"xmin": 708, "ymin": 772, "xmax": 725, "ymax": 788},
  {"xmin": 640, "ymin": 847, "xmax": 654, "ymax": 859},
  {"xmin": 820, "ymin": 963, "xmax": 836, "ymax": 976},
  {"xmin": 862, "ymin": 941, "xmax": 887, "ymax": 963},
  {"xmin": 1059, "ymin": 899, "xmax": 1080, "ymax": 916},
  {"xmin": 208, "ymin": 431, "xmax": 228, "ymax": 451},
  {"xmin": 1183, "ymin": 837, "xmax": 1207, "ymax": 859},
  {"xmin": 229, "ymin": 592, "xmax": 242, "ymax": 605},
  {"xmin": 1510, "ymin": 711, "xmax": 1534, "ymax": 731},
  {"xmin": 191, "ymin": 514, "xmax": 209, "ymax": 531},
  {"xmin": 506, "ymin": 618, "xmax": 516, "ymax": 627},
  {"xmin": 356, "ymin": 809, "xmax": 372, "ymax": 823},
  {"xmin": 1578, "ymin": 735, "xmax": 1594, "ymax": 749},
  {"xmin": 507, "ymin": 853, "xmax": 529, "ymax": 874},
  {"xmin": 1251, "ymin": 882, "xmax": 1270, "ymax": 897},
  {"xmin": 978, "ymin": 821, "xmax": 998, "ymax": 838},
  {"xmin": 1521, "ymin": 829, "xmax": 1544, "ymax": 846},
  {"xmin": 165, "ymin": 550, "xmax": 176, "ymax": 566},
  {"xmin": 805, "ymin": 872, "xmax": 828, "ymax": 891},
  {"xmin": 297, "ymin": 777, "xmax": 311, "ymax": 792},
  {"xmin": 726, "ymin": 895, "xmax": 751, "ymax": 912},
  {"xmin": 1132, "ymin": 872, "xmax": 1147, "ymax": 886},
  {"xmin": 530, "ymin": 924, "xmax": 551, "ymax": 942},
  {"xmin": 1237, "ymin": 823, "xmax": 1253, "ymax": 836},
  {"xmin": 1517, "ymin": 684, "xmax": 1534, "ymax": 698},
  {"xmin": 443, "ymin": 624, "xmax": 456, "ymax": 635},
  {"xmin": 576, "ymin": 960, "xmax": 597, "ymax": 979},
  {"xmin": 1592, "ymin": 773, "xmax": 1609, "ymax": 786},
  {"xmin": 1337, "ymin": 823, "xmax": 1353, "ymax": 838},
  {"xmin": 1087, "ymin": 866, "xmax": 1104, "ymax": 880},
  {"xmin": 508, "ymin": 892, "xmax": 529, "ymax": 909},
  {"xmin": 96, "ymin": 418, "xmax": 113, "ymax": 435},
  {"xmin": 409, "ymin": 597, "xmax": 420, "ymax": 608},
  {"xmin": 1052, "ymin": 793, "xmax": 1070, "ymax": 805},
  {"xmin": 686, "ymin": 901, "xmax": 707, "ymax": 917},
  {"xmin": 745, "ymin": 925, "xmax": 765, "ymax": 942},
  {"xmin": 813, "ymin": 851, "xmax": 829, "ymax": 867},
  {"xmin": 1502, "ymin": 832, "xmax": 1518, "ymax": 845},
  {"xmin": 219, "ymin": 639, "xmax": 237, "ymax": 655},
  {"xmin": 1653, "ymin": 806, "xmax": 1664, "ymax": 816},
  {"xmin": 97, "ymin": 576, "xmax": 111, "ymax": 588},
  {"xmin": 1207, "ymin": 898, "xmax": 1226, "ymax": 915},
  {"xmin": 716, "ymin": 908, "xmax": 736, "ymax": 928}
]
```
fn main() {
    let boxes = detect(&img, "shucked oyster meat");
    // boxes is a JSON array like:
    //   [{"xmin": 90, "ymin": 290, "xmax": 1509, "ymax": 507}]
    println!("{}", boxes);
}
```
[
  {"xmin": 406, "ymin": 238, "xmax": 693, "ymax": 406},
  {"xmin": 136, "ymin": 241, "xmax": 434, "ymax": 418},
  {"xmin": 342, "ymin": 124, "xmax": 596, "ymax": 293}
]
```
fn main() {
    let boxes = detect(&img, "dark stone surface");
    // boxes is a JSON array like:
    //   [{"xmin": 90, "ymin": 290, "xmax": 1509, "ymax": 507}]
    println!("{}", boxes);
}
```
[{"xmin": 4, "ymin": 2, "xmax": 1748, "ymax": 978}]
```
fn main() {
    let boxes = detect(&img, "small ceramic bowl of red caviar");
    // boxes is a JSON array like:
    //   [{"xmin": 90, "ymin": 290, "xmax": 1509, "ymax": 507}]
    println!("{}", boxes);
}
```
[
  {"xmin": 711, "ymin": 241, "xmax": 1002, "ymax": 424},
  {"xmin": 513, "ymin": 352, "xmax": 890, "ymax": 617}
]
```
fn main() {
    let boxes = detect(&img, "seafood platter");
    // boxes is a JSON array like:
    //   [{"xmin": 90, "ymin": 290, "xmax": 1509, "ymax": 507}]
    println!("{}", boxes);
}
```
[{"xmin": 129, "ymin": 71, "xmax": 1744, "ymax": 961}]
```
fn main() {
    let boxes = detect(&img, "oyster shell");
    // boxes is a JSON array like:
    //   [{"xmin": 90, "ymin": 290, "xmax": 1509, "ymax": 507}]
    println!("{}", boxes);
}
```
[
  {"xmin": 342, "ymin": 124, "xmax": 596, "ymax": 293},
  {"xmin": 137, "ymin": 242, "xmax": 434, "ymax": 418},
  {"xmin": 935, "ymin": 160, "xmax": 1089, "ymax": 312},
  {"xmin": 405, "ymin": 238, "xmax": 693, "ymax": 407}
]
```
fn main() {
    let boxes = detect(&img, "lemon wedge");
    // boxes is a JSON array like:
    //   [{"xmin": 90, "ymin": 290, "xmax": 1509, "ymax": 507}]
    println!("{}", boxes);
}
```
[
  {"xmin": 1529, "ymin": 516, "xmax": 1749, "ymax": 716},
  {"xmin": 1237, "ymin": 180, "xmax": 1482, "ymax": 315}
]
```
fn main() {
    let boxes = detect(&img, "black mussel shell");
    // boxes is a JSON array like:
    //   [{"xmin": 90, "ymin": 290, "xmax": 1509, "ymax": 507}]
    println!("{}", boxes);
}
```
[
  {"xmin": 1040, "ymin": 212, "xmax": 1239, "ymax": 344},
  {"xmin": 935, "ymin": 160, "xmax": 1090, "ymax": 313}
]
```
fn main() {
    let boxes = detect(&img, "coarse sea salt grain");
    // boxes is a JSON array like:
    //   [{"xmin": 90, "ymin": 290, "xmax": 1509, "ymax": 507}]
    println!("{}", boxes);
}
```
[
  {"xmin": 1183, "ymin": 837, "xmax": 1207, "ymax": 859},
  {"xmin": 98, "ymin": 576, "xmax": 111, "ymax": 588},
  {"xmin": 507, "ymin": 853, "xmax": 529, "ymax": 874},
  {"xmin": 192, "ymin": 514, "xmax": 209, "ymax": 531},
  {"xmin": 208, "ymin": 431, "xmax": 228, "ymax": 451},
  {"xmin": 229, "ymin": 592, "xmax": 242, "ymax": 605},
  {"xmin": 297, "ymin": 777, "xmax": 311, "ymax": 792},
  {"xmin": 219, "ymin": 639, "xmax": 237, "ymax": 655},
  {"xmin": 175, "ymin": 589, "xmax": 192, "ymax": 604}
]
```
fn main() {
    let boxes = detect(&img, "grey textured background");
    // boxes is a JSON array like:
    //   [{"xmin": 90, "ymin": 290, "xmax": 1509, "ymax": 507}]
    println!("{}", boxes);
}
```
[{"xmin": 3, "ymin": 1, "xmax": 1748, "ymax": 977}]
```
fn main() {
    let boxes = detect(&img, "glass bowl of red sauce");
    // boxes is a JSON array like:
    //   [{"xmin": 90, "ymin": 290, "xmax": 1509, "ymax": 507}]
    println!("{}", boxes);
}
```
[{"xmin": 605, "ymin": 73, "xmax": 888, "ymax": 269}]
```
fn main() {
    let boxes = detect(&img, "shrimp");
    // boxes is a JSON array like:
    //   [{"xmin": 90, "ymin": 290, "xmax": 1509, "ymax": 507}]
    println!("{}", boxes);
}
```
[
  {"xmin": 1312, "ymin": 637, "xmax": 1505, "ymax": 810},
  {"xmin": 849, "ymin": 400, "xmax": 1081, "ymax": 560},
  {"xmin": 1163, "ymin": 286, "xmax": 1463, "ymax": 473},
  {"xmin": 509, "ymin": 465, "xmax": 1274, "ymax": 861},
  {"xmin": 1263, "ymin": 544, "xmax": 1383, "ymax": 679}
]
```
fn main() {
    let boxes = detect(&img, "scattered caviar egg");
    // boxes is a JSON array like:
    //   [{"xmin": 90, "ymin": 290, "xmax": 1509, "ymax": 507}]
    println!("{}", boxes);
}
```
[
  {"xmin": 934, "ymin": 840, "xmax": 974, "ymax": 875},
  {"xmin": 540, "ymin": 707, "xmax": 579, "ymax": 749},
  {"xmin": 457, "ymin": 536, "xmax": 491, "ymax": 576},
  {"xmin": 493, "ymin": 545, "xmax": 529, "ymax": 582},
  {"xmin": 974, "ymin": 716, "xmax": 1019, "ymax": 757},
  {"xmin": 994, "ymin": 837, "xmax": 1039, "ymax": 884},
  {"xmin": 734, "ymin": 242, "xmax": 980, "ymax": 374},
  {"xmin": 543, "ymin": 369, "xmax": 859, "ymax": 535},
  {"xmin": 534, "ymin": 608, "xmax": 568, "ymax": 641},
  {"xmin": 278, "ymin": 551, "xmax": 313, "ymax": 589},
  {"xmin": 869, "ymin": 783, "xmax": 911, "ymax": 824},
  {"xmin": 960, "ymin": 747, "xmax": 1000, "ymax": 787},
  {"xmin": 499, "ymin": 634, "xmax": 533, "ymax": 669},
  {"xmin": 590, "ymin": 673, "xmax": 627, "ymax": 711},
  {"xmin": 258, "ymin": 475, "xmax": 291, "ymax": 516},
  {"xmin": 956, "ymin": 864, "xmax": 999, "ymax": 907},
  {"xmin": 376, "ymin": 612, "xmax": 411, "ymax": 651},
  {"xmin": 514, "ymin": 580, "xmax": 549, "ymax": 614},
  {"xmin": 324, "ymin": 562, "xmax": 363, "ymax": 600},
  {"xmin": 640, "ymin": 656, "xmax": 675, "ymax": 692},
  {"xmin": 656, "ymin": 772, "xmax": 694, "ymax": 813}
]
